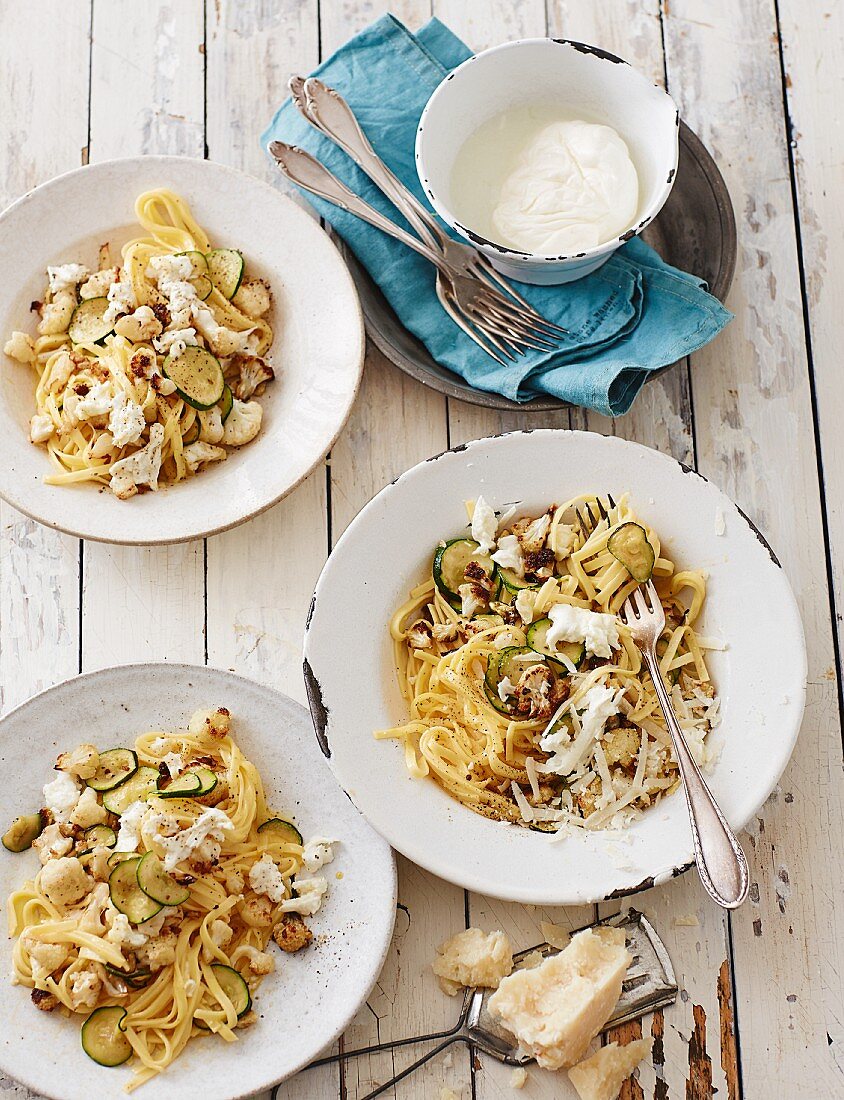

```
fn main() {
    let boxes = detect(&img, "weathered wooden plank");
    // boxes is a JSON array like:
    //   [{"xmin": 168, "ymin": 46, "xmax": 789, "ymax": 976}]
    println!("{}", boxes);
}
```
[
  {"xmin": 314, "ymin": 4, "xmax": 468, "ymax": 1096},
  {"xmin": 428, "ymin": 4, "xmax": 591, "ymax": 1099},
  {"xmin": 0, "ymin": 3, "xmax": 89, "ymax": 1097},
  {"xmin": 203, "ymin": 0, "xmax": 327, "ymax": 715},
  {"xmin": 663, "ymin": 1, "xmax": 844, "ymax": 1094},
  {"xmin": 545, "ymin": 6, "xmax": 737, "ymax": 1100},
  {"xmin": 201, "ymin": 3, "xmax": 329, "ymax": 1097},
  {"xmin": 81, "ymin": 0, "xmax": 206, "ymax": 671},
  {"xmin": 0, "ymin": 0, "xmax": 87, "ymax": 712},
  {"xmin": 777, "ymin": 0, "xmax": 844, "ymax": 694}
]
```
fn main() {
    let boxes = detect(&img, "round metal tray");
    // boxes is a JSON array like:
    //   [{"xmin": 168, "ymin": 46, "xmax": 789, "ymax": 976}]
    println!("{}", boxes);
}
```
[{"xmin": 340, "ymin": 121, "xmax": 737, "ymax": 412}]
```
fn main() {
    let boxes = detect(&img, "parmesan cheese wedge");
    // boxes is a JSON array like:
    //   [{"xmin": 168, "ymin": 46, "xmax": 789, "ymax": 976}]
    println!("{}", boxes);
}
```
[
  {"xmin": 568, "ymin": 1037, "xmax": 653, "ymax": 1100},
  {"xmin": 432, "ymin": 927, "xmax": 513, "ymax": 995},
  {"xmin": 487, "ymin": 926, "xmax": 631, "ymax": 1070}
]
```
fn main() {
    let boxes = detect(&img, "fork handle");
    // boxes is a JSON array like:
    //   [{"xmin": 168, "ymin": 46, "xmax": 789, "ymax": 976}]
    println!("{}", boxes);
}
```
[
  {"xmin": 642, "ymin": 649, "xmax": 749, "ymax": 909},
  {"xmin": 268, "ymin": 142, "xmax": 449, "ymax": 273},
  {"xmin": 301, "ymin": 78, "xmax": 446, "ymax": 252}
]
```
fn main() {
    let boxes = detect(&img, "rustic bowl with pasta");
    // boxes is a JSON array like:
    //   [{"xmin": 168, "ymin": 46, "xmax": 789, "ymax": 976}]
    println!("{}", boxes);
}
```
[
  {"xmin": 0, "ymin": 663, "xmax": 396, "ymax": 1100},
  {"xmin": 303, "ymin": 429, "xmax": 807, "ymax": 906},
  {"xmin": 0, "ymin": 156, "xmax": 364, "ymax": 544}
]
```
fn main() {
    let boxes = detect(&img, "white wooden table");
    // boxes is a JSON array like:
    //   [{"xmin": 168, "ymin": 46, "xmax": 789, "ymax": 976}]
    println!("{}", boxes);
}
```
[{"xmin": 1, "ymin": 1, "xmax": 842, "ymax": 1098}]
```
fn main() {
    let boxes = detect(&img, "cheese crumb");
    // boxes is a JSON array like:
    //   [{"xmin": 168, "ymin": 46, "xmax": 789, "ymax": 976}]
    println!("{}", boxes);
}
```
[
  {"xmin": 568, "ymin": 1037, "xmax": 652, "ymax": 1100},
  {"xmin": 510, "ymin": 1066, "xmax": 528, "ymax": 1089},
  {"xmin": 488, "ymin": 927, "xmax": 631, "ymax": 1070},
  {"xmin": 540, "ymin": 920, "xmax": 571, "ymax": 950},
  {"xmin": 432, "ymin": 927, "xmax": 513, "ymax": 995}
]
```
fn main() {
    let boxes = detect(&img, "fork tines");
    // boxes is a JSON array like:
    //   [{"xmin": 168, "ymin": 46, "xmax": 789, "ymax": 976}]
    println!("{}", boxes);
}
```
[{"xmin": 576, "ymin": 494, "xmax": 618, "ymax": 539}]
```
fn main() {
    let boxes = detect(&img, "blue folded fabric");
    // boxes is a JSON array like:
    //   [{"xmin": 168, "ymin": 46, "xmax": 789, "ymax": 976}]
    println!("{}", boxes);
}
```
[{"xmin": 261, "ymin": 14, "xmax": 732, "ymax": 416}]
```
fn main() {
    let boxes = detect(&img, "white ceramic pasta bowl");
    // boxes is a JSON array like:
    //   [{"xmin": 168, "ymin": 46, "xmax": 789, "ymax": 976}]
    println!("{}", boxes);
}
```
[
  {"xmin": 304, "ymin": 430, "xmax": 807, "ymax": 905},
  {"xmin": 0, "ymin": 664, "xmax": 396, "ymax": 1100},
  {"xmin": 416, "ymin": 39, "xmax": 679, "ymax": 285},
  {"xmin": 0, "ymin": 156, "xmax": 364, "ymax": 544}
]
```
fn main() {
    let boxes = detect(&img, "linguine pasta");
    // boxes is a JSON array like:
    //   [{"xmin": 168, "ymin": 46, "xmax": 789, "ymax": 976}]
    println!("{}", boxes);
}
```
[
  {"xmin": 6, "ymin": 707, "xmax": 336, "ymax": 1090},
  {"xmin": 378, "ymin": 493, "xmax": 723, "ymax": 835},
  {"xmin": 3, "ymin": 188, "xmax": 276, "ymax": 499}
]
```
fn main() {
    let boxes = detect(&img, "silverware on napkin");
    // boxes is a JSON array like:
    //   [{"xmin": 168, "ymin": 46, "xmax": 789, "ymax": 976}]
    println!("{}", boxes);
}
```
[
  {"xmin": 270, "ymin": 78, "xmax": 566, "ymax": 364},
  {"xmin": 273, "ymin": 909, "xmax": 677, "ymax": 1100}
]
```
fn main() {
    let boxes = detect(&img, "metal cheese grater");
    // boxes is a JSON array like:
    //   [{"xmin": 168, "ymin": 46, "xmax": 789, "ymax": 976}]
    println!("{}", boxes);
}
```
[{"xmin": 273, "ymin": 908, "xmax": 678, "ymax": 1100}]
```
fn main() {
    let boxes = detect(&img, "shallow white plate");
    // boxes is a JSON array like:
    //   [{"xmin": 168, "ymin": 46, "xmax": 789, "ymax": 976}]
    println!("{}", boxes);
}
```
[
  {"xmin": 0, "ymin": 156, "xmax": 364, "ymax": 544},
  {"xmin": 304, "ymin": 429, "xmax": 807, "ymax": 905},
  {"xmin": 0, "ymin": 664, "xmax": 396, "ymax": 1100}
]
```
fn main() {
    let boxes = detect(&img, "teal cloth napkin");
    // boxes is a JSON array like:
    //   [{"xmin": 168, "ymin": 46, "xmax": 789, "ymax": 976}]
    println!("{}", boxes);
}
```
[{"xmin": 261, "ymin": 14, "xmax": 732, "ymax": 416}]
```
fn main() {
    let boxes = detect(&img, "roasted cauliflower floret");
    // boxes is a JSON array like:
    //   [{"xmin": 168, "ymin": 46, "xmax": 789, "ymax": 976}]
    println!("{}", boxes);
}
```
[
  {"xmin": 602, "ymin": 725, "xmax": 641, "ymax": 769},
  {"xmin": 114, "ymin": 305, "xmax": 163, "ymax": 343},
  {"xmin": 406, "ymin": 620, "xmax": 433, "ymax": 649},
  {"xmin": 80, "ymin": 267, "xmax": 118, "ymax": 299},
  {"xmin": 233, "ymin": 355, "xmax": 274, "ymax": 400},
  {"xmin": 272, "ymin": 913, "xmax": 313, "ymax": 953},
  {"xmin": 238, "ymin": 945, "xmax": 275, "ymax": 975},
  {"xmin": 68, "ymin": 966, "xmax": 102, "ymax": 1010},
  {"xmin": 31, "ymin": 988, "xmax": 60, "ymax": 1012},
  {"xmin": 4, "ymin": 331, "xmax": 36, "ymax": 364},
  {"xmin": 198, "ymin": 407, "xmax": 224, "ymax": 444},
  {"xmin": 239, "ymin": 893, "xmax": 274, "ymax": 928},
  {"xmin": 32, "ymin": 823, "xmax": 73, "ymax": 865},
  {"xmin": 188, "ymin": 707, "xmax": 231, "ymax": 739},
  {"xmin": 220, "ymin": 399, "xmax": 262, "ymax": 446},
  {"xmin": 136, "ymin": 930, "xmax": 178, "ymax": 971},
  {"xmin": 29, "ymin": 414, "xmax": 54, "ymax": 443},
  {"xmin": 69, "ymin": 786, "xmax": 107, "ymax": 829},
  {"xmin": 232, "ymin": 279, "xmax": 271, "ymax": 318},
  {"xmin": 511, "ymin": 665, "xmax": 568, "ymax": 722},
  {"xmin": 38, "ymin": 290, "xmax": 76, "ymax": 336},
  {"xmin": 56, "ymin": 743, "xmax": 100, "ymax": 780},
  {"xmin": 183, "ymin": 441, "xmax": 227, "ymax": 474},
  {"xmin": 24, "ymin": 937, "xmax": 71, "ymax": 983},
  {"xmin": 45, "ymin": 350, "xmax": 79, "ymax": 393},
  {"xmin": 39, "ymin": 857, "xmax": 92, "ymax": 908}
]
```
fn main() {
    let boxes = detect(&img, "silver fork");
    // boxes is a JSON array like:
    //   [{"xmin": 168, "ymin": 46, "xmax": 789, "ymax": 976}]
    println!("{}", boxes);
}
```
[
  {"xmin": 619, "ymin": 581, "xmax": 749, "ymax": 909},
  {"xmin": 269, "ymin": 141, "xmax": 556, "ymax": 363},
  {"xmin": 292, "ymin": 76, "xmax": 567, "ymax": 341}
]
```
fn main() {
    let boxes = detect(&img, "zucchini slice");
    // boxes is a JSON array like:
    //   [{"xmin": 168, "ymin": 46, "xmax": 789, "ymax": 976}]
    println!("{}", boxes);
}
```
[
  {"xmin": 156, "ymin": 771, "xmax": 202, "ymax": 798},
  {"xmin": 189, "ymin": 767, "xmax": 218, "ymax": 796},
  {"xmin": 81, "ymin": 1006, "xmax": 132, "ymax": 1067},
  {"xmin": 607, "ymin": 522, "xmax": 655, "ymax": 583},
  {"xmin": 498, "ymin": 568, "xmax": 541, "ymax": 594},
  {"xmin": 484, "ymin": 645, "xmax": 554, "ymax": 714},
  {"xmin": 136, "ymin": 851, "xmax": 191, "ymax": 906},
  {"xmin": 176, "ymin": 250, "xmax": 213, "ymax": 301},
  {"xmin": 218, "ymin": 384, "xmax": 233, "ymax": 423},
  {"xmin": 205, "ymin": 249, "xmax": 244, "ymax": 299},
  {"xmin": 257, "ymin": 818, "xmax": 303, "ymax": 845},
  {"xmin": 433, "ymin": 538, "xmax": 496, "ymax": 611},
  {"xmin": 162, "ymin": 345, "xmax": 225, "ymax": 411},
  {"xmin": 210, "ymin": 964, "xmax": 251, "ymax": 1017},
  {"xmin": 82, "ymin": 824, "xmax": 117, "ymax": 853},
  {"xmin": 2, "ymin": 811, "xmax": 47, "ymax": 853},
  {"xmin": 483, "ymin": 671, "xmax": 511, "ymax": 716},
  {"xmin": 526, "ymin": 618, "xmax": 586, "ymax": 670},
  {"xmin": 68, "ymin": 297, "xmax": 114, "ymax": 345},
  {"xmin": 105, "ymin": 963, "xmax": 152, "ymax": 990},
  {"xmin": 87, "ymin": 748, "xmax": 139, "ymax": 793},
  {"xmin": 109, "ymin": 857, "xmax": 163, "ymax": 924},
  {"xmin": 102, "ymin": 765, "xmax": 159, "ymax": 815}
]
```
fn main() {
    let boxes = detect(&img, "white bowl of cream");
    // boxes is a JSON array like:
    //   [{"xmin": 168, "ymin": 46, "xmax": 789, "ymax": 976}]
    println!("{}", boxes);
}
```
[{"xmin": 415, "ymin": 39, "xmax": 680, "ymax": 285}]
